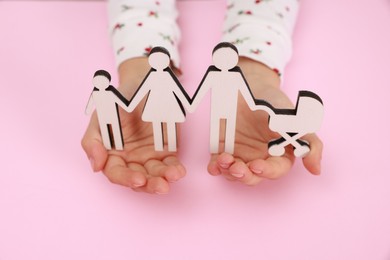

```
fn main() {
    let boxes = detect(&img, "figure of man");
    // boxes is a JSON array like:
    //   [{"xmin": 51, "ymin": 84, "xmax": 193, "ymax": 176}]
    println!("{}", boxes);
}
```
[{"xmin": 190, "ymin": 42, "xmax": 257, "ymax": 154}]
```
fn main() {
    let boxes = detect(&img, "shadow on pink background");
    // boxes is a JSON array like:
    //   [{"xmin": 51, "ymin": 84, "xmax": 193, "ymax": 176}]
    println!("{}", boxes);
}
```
[{"xmin": 0, "ymin": 0, "xmax": 390, "ymax": 259}]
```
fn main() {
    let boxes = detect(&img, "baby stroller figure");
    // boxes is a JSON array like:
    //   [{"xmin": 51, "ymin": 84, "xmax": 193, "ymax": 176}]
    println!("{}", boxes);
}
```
[{"xmin": 255, "ymin": 91, "xmax": 324, "ymax": 157}]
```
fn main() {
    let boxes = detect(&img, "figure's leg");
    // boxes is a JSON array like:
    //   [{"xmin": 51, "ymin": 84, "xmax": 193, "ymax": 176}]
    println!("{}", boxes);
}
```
[
  {"xmin": 100, "ymin": 123, "xmax": 112, "ymax": 150},
  {"xmin": 279, "ymin": 132, "xmax": 305, "ymax": 149},
  {"xmin": 111, "ymin": 122, "xmax": 124, "ymax": 150},
  {"xmin": 209, "ymin": 116, "xmax": 220, "ymax": 153},
  {"xmin": 294, "ymin": 139, "xmax": 310, "ymax": 157},
  {"xmin": 152, "ymin": 122, "xmax": 164, "ymax": 151},
  {"xmin": 271, "ymin": 132, "xmax": 310, "ymax": 157},
  {"xmin": 167, "ymin": 122, "xmax": 177, "ymax": 152},
  {"xmin": 224, "ymin": 117, "xmax": 236, "ymax": 154},
  {"xmin": 281, "ymin": 132, "xmax": 310, "ymax": 157},
  {"xmin": 268, "ymin": 137, "xmax": 287, "ymax": 156}
]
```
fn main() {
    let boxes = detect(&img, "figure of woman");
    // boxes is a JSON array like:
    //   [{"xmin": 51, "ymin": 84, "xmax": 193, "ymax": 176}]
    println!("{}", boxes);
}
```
[{"xmin": 127, "ymin": 47, "xmax": 191, "ymax": 151}]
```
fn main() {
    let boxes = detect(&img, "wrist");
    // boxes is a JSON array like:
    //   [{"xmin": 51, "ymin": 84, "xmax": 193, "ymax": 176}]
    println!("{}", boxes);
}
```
[
  {"xmin": 238, "ymin": 57, "xmax": 281, "ymax": 97},
  {"xmin": 118, "ymin": 57, "xmax": 150, "ymax": 96}
]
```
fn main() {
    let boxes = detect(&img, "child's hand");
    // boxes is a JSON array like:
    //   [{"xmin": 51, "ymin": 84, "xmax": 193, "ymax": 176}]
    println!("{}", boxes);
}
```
[
  {"xmin": 207, "ymin": 58, "xmax": 323, "ymax": 185},
  {"xmin": 81, "ymin": 58, "xmax": 186, "ymax": 194}
]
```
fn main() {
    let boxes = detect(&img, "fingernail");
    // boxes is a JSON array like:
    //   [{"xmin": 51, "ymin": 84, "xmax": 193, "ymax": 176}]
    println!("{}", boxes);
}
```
[
  {"xmin": 219, "ymin": 163, "xmax": 230, "ymax": 169},
  {"xmin": 251, "ymin": 168, "xmax": 263, "ymax": 175},
  {"xmin": 231, "ymin": 172, "xmax": 244, "ymax": 178},
  {"xmin": 167, "ymin": 173, "xmax": 180, "ymax": 183},
  {"xmin": 132, "ymin": 181, "xmax": 144, "ymax": 188}
]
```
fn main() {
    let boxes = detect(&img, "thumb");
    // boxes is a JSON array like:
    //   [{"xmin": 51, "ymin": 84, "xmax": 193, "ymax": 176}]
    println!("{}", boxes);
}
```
[
  {"xmin": 81, "ymin": 112, "xmax": 108, "ymax": 172},
  {"xmin": 302, "ymin": 134, "xmax": 323, "ymax": 175}
]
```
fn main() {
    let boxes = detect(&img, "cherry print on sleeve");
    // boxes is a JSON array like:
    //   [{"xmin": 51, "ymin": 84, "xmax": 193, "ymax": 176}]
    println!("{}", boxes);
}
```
[
  {"xmin": 117, "ymin": 47, "xmax": 125, "ymax": 56},
  {"xmin": 112, "ymin": 23, "xmax": 125, "ymax": 35},
  {"xmin": 144, "ymin": 46, "xmax": 153, "ymax": 56},
  {"xmin": 238, "ymin": 10, "xmax": 253, "ymax": 15},
  {"xmin": 121, "ymin": 5, "xmax": 132, "ymax": 12}
]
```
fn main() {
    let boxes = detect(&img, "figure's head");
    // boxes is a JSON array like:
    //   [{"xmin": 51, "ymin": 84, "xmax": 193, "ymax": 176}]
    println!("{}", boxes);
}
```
[
  {"xmin": 212, "ymin": 42, "xmax": 239, "ymax": 71},
  {"xmin": 93, "ymin": 70, "xmax": 111, "ymax": 90},
  {"xmin": 148, "ymin": 47, "xmax": 171, "ymax": 71}
]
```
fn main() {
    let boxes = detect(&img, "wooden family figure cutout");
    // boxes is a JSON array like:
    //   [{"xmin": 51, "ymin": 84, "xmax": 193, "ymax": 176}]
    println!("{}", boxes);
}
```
[
  {"xmin": 190, "ymin": 42, "xmax": 258, "ymax": 154},
  {"xmin": 86, "ymin": 42, "xmax": 324, "ymax": 158},
  {"xmin": 85, "ymin": 70, "xmax": 129, "ymax": 150},
  {"xmin": 126, "ymin": 47, "xmax": 191, "ymax": 152},
  {"xmin": 255, "ymin": 91, "xmax": 324, "ymax": 157},
  {"xmin": 86, "ymin": 47, "xmax": 191, "ymax": 152},
  {"xmin": 190, "ymin": 42, "xmax": 323, "ymax": 157}
]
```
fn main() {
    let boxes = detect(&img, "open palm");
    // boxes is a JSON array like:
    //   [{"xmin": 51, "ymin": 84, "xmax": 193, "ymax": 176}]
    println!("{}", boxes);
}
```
[
  {"xmin": 82, "ymin": 99, "xmax": 186, "ymax": 194},
  {"xmin": 207, "ymin": 58, "xmax": 323, "ymax": 185},
  {"xmin": 82, "ymin": 58, "xmax": 323, "ymax": 193},
  {"xmin": 82, "ymin": 58, "xmax": 186, "ymax": 194}
]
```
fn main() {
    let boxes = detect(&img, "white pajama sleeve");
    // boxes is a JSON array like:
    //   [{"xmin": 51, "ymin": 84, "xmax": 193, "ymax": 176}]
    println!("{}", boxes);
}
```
[
  {"xmin": 221, "ymin": 0, "xmax": 299, "ymax": 77},
  {"xmin": 108, "ymin": 0, "xmax": 180, "ymax": 68}
]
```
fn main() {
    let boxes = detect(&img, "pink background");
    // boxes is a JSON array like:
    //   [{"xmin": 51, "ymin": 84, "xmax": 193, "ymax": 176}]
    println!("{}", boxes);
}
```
[{"xmin": 1, "ymin": 0, "xmax": 390, "ymax": 259}]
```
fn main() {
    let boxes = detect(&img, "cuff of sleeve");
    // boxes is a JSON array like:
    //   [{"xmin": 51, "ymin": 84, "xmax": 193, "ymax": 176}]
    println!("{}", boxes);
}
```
[
  {"xmin": 108, "ymin": 3, "xmax": 180, "ymax": 69},
  {"xmin": 221, "ymin": 21, "xmax": 292, "ymax": 77},
  {"xmin": 112, "ymin": 26, "xmax": 181, "ymax": 69}
]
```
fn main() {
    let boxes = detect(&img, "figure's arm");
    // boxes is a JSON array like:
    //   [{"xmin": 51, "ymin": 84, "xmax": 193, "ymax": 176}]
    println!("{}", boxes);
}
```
[
  {"xmin": 105, "ymin": 85, "xmax": 131, "ymax": 112},
  {"xmin": 173, "ymin": 86, "xmax": 191, "ymax": 112},
  {"xmin": 188, "ymin": 68, "xmax": 214, "ymax": 113},
  {"xmin": 235, "ymin": 68, "xmax": 257, "ymax": 111},
  {"xmin": 236, "ymin": 68, "xmax": 275, "ymax": 116},
  {"xmin": 125, "ymin": 71, "xmax": 153, "ymax": 112},
  {"xmin": 166, "ymin": 68, "xmax": 191, "ymax": 111},
  {"xmin": 85, "ymin": 93, "xmax": 95, "ymax": 115}
]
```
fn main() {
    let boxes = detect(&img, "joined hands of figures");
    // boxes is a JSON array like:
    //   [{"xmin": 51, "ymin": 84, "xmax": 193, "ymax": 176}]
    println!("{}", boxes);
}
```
[{"xmin": 86, "ymin": 42, "xmax": 323, "ymax": 158}]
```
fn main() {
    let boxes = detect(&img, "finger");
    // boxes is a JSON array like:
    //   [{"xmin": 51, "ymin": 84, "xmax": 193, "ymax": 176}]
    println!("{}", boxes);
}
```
[
  {"xmin": 226, "ymin": 160, "xmax": 247, "ymax": 179},
  {"xmin": 216, "ymin": 153, "xmax": 235, "ymax": 175},
  {"xmin": 248, "ymin": 155, "xmax": 293, "ymax": 180},
  {"xmin": 217, "ymin": 153, "xmax": 235, "ymax": 168},
  {"xmin": 162, "ymin": 156, "xmax": 187, "ymax": 182},
  {"xmin": 81, "ymin": 112, "xmax": 108, "ymax": 172},
  {"xmin": 145, "ymin": 177, "xmax": 170, "ymax": 195},
  {"xmin": 228, "ymin": 160, "xmax": 264, "ymax": 186},
  {"xmin": 302, "ymin": 134, "xmax": 323, "ymax": 175},
  {"xmin": 103, "ymin": 155, "xmax": 147, "ymax": 188},
  {"xmin": 207, "ymin": 154, "xmax": 222, "ymax": 176},
  {"xmin": 144, "ymin": 159, "xmax": 181, "ymax": 182}
]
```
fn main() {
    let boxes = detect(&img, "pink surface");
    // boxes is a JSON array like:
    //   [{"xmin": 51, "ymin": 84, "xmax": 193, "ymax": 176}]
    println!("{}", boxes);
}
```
[{"xmin": 1, "ymin": 0, "xmax": 390, "ymax": 259}]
